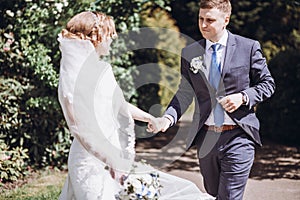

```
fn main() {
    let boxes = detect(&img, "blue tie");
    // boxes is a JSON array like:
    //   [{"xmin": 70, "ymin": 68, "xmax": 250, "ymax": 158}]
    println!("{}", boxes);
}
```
[{"xmin": 209, "ymin": 44, "xmax": 224, "ymax": 127}]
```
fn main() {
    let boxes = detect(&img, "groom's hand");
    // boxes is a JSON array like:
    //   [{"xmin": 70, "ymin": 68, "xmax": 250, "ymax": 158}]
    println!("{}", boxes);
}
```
[
  {"xmin": 219, "ymin": 93, "xmax": 244, "ymax": 113},
  {"xmin": 147, "ymin": 117, "xmax": 171, "ymax": 134}
]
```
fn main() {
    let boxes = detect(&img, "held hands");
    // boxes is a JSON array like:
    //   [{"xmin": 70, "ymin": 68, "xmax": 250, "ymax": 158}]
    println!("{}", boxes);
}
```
[
  {"xmin": 218, "ymin": 93, "xmax": 244, "ymax": 113},
  {"xmin": 127, "ymin": 103, "xmax": 171, "ymax": 134},
  {"xmin": 146, "ymin": 117, "xmax": 171, "ymax": 134}
]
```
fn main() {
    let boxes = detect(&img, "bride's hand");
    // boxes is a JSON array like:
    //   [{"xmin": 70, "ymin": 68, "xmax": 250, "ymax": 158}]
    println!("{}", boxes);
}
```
[
  {"xmin": 109, "ymin": 167, "xmax": 127, "ymax": 185},
  {"xmin": 145, "ymin": 115, "xmax": 156, "ymax": 132},
  {"xmin": 147, "ymin": 117, "xmax": 171, "ymax": 134}
]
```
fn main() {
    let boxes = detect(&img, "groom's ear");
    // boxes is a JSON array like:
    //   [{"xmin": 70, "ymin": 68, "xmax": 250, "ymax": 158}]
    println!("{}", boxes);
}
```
[{"xmin": 224, "ymin": 15, "xmax": 230, "ymax": 26}]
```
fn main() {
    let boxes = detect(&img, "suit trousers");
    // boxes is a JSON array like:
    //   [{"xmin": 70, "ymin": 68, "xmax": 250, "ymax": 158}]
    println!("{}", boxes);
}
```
[{"xmin": 195, "ymin": 127, "xmax": 255, "ymax": 200}]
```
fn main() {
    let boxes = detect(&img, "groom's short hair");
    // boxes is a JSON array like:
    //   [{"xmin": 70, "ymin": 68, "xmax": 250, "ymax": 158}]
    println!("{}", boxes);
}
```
[{"xmin": 200, "ymin": 0, "xmax": 232, "ymax": 15}]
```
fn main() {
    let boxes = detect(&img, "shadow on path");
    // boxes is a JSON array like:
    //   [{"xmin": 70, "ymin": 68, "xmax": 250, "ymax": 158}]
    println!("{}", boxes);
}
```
[
  {"xmin": 250, "ymin": 139, "xmax": 300, "ymax": 180},
  {"xmin": 135, "ymin": 120, "xmax": 300, "ymax": 180}
]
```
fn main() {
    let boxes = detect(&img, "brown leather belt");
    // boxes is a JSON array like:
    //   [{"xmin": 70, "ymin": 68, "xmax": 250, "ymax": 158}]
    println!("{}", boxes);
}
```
[{"xmin": 203, "ymin": 125, "xmax": 239, "ymax": 133}]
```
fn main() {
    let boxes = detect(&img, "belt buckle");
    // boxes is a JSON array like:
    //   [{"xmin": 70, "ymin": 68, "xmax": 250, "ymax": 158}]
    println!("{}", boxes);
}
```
[{"xmin": 213, "ymin": 126, "xmax": 223, "ymax": 133}]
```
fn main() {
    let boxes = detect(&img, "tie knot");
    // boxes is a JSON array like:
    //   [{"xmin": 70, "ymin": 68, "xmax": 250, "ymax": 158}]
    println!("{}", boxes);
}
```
[{"xmin": 211, "ymin": 44, "xmax": 220, "ymax": 52}]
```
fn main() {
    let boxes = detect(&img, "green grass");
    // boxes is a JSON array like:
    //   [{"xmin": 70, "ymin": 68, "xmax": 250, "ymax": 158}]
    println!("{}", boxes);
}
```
[{"xmin": 0, "ymin": 170, "xmax": 67, "ymax": 200}]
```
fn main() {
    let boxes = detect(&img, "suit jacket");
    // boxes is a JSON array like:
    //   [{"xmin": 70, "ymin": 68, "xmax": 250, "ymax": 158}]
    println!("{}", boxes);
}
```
[{"xmin": 165, "ymin": 31, "xmax": 275, "ymax": 148}]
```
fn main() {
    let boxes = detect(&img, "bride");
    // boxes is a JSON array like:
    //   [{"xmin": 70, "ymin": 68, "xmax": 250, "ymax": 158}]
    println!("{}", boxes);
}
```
[{"xmin": 58, "ymin": 11, "xmax": 214, "ymax": 200}]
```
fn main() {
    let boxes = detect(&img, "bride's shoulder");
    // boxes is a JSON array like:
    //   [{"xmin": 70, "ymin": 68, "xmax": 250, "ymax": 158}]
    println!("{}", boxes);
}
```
[
  {"xmin": 98, "ymin": 60, "xmax": 110, "ymax": 65},
  {"xmin": 97, "ymin": 60, "xmax": 112, "ymax": 69}
]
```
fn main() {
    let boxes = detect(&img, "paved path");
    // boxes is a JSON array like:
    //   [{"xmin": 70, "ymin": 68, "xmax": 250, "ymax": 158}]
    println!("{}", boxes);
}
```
[
  {"xmin": 135, "ymin": 117, "xmax": 300, "ymax": 200},
  {"xmin": 167, "ymin": 170, "xmax": 300, "ymax": 200}
]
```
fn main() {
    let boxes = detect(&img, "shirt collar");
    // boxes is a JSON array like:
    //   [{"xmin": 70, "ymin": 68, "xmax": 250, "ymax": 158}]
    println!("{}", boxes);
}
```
[{"xmin": 205, "ymin": 30, "xmax": 228, "ymax": 51}]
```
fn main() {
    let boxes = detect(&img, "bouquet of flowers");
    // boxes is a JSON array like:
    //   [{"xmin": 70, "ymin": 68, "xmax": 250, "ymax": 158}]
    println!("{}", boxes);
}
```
[{"xmin": 115, "ymin": 161, "xmax": 162, "ymax": 200}]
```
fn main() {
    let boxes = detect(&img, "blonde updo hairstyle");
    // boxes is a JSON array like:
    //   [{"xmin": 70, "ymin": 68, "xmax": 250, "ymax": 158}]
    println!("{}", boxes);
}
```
[{"xmin": 61, "ymin": 11, "xmax": 117, "ymax": 47}]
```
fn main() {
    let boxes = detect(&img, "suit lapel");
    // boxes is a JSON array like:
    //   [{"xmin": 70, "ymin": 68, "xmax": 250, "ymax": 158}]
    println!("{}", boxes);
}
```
[
  {"xmin": 190, "ymin": 40, "xmax": 208, "ymax": 82},
  {"xmin": 221, "ymin": 32, "xmax": 237, "ymax": 78},
  {"xmin": 197, "ymin": 40, "xmax": 209, "ymax": 82},
  {"xmin": 199, "ymin": 39, "xmax": 206, "ymax": 50},
  {"xmin": 198, "ymin": 40, "xmax": 215, "ymax": 91},
  {"xmin": 188, "ymin": 40, "xmax": 216, "ymax": 95}
]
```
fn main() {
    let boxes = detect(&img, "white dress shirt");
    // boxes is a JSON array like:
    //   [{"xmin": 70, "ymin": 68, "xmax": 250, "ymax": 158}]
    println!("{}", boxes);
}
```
[
  {"xmin": 164, "ymin": 30, "xmax": 237, "ymax": 127},
  {"xmin": 204, "ymin": 31, "xmax": 236, "ymax": 126}
]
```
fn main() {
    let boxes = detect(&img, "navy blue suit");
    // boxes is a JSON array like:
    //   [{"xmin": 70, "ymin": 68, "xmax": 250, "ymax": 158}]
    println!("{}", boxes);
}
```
[{"xmin": 165, "ymin": 31, "xmax": 275, "ymax": 199}]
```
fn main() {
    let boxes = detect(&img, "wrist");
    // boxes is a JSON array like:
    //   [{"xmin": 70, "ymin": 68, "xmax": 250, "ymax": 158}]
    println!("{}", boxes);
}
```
[
  {"xmin": 146, "ymin": 114, "xmax": 154, "ymax": 122},
  {"xmin": 163, "ymin": 115, "xmax": 172, "ymax": 127},
  {"xmin": 241, "ymin": 92, "xmax": 247, "ymax": 105}
]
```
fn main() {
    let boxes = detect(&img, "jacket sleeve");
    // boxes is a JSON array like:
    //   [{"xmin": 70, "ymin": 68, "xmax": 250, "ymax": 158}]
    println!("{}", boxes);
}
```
[
  {"xmin": 164, "ymin": 48, "xmax": 196, "ymax": 124},
  {"xmin": 243, "ymin": 41, "xmax": 275, "ymax": 109}
]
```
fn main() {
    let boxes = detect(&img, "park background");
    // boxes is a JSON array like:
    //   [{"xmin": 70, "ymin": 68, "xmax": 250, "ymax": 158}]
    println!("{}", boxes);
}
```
[{"xmin": 0, "ymin": 0, "xmax": 299, "ymax": 199}]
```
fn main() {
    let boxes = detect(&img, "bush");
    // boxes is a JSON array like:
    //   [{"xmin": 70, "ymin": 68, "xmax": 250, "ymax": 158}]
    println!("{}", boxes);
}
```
[
  {"xmin": 257, "ymin": 49, "xmax": 300, "ymax": 145},
  {"xmin": 0, "ymin": 140, "xmax": 29, "ymax": 183},
  {"xmin": 0, "ymin": 0, "xmax": 172, "ymax": 180},
  {"xmin": 0, "ymin": 1, "xmax": 72, "ymax": 169},
  {"xmin": 134, "ymin": 8, "xmax": 186, "ymax": 114}
]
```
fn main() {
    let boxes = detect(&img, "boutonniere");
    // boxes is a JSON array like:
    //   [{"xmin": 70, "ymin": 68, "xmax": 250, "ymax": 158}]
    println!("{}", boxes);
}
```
[{"xmin": 190, "ymin": 55, "xmax": 206, "ymax": 74}]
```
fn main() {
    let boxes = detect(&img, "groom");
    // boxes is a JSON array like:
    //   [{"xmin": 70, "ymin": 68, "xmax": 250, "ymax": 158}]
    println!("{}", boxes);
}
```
[{"xmin": 148, "ymin": 0, "xmax": 275, "ymax": 199}]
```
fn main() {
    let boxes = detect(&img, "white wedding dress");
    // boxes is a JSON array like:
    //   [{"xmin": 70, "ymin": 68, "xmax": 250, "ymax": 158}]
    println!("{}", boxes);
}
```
[{"xmin": 57, "ymin": 35, "xmax": 214, "ymax": 200}]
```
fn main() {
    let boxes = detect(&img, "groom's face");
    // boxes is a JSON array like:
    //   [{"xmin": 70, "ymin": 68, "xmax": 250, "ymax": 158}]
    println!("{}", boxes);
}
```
[{"xmin": 198, "ymin": 7, "xmax": 230, "ymax": 42}]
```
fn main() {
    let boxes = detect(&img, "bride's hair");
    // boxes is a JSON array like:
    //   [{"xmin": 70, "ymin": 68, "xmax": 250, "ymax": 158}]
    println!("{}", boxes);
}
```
[{"xmin": 61, "ymin": 11, "xmax": 117, "ymax": 46}]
